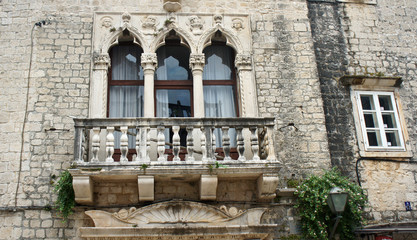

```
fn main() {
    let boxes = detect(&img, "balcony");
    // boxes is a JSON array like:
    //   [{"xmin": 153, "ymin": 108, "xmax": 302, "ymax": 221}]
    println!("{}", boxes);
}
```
[{"xmin": 70, "ymin": 117, "xmax": 281, "ymax": 204}]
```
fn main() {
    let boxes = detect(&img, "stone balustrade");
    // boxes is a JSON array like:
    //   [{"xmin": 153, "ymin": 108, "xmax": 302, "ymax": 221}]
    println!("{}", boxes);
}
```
[{"xmin": 73, "ymin": 117, "xmax": 276, "ymax": 165}]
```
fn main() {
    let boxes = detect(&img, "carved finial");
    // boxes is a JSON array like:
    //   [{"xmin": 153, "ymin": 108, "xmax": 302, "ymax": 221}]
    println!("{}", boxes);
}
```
[
  {"xmin": 187, "ymin": 16, "xmax": 204, "ymax": 35},
  {"xmin": 232, "ymin": 18, "xmax": 244, "ymax": 31},
  {"xmin": 122, "ymin": 12, "xmax": 131, "ymax": 24},
  {"xmin": 214, "ymin": 14, "xmax": 223, "ymax": 25}
]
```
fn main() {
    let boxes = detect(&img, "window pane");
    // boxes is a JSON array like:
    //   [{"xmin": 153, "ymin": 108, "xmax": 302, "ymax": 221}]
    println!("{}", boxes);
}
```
[
  {"xmin": 111, "ymin": 45, "xmax": 144, "ymax": 80},
  {"xmin": 156, "ymin": 46, "xmax": 191, "ymax": 80},
  {"xmin": 367, "ymin": 130, "xmax": 382, "ymax": 146},
  {"xmin": 203, "ymin": 45, "xmax": 233, "ymax": 80},
  {"xmin": 109, "ymin": 86, "xmax": 144, "ymax": 117},
  {"xmin": 378, "ymin": 95, "xmax": 393, "ymax": 111},
  {"xmin": 360, "ymin": 95, "xmax": 374, "ymax": 110},
  {"xmin": 364, "ymin": 113, "xmax": 378, "ymax": 128},
  {"xmin": 156, "ymin": 89, "xmax": 191, "ymax": 117},
  {"xmin": 386, "ymin": 131, "xmax": 400, "ymax": 147},
  {"xmin": 382, "ymin": 113, "xmax": 397, "ymax": 128}
]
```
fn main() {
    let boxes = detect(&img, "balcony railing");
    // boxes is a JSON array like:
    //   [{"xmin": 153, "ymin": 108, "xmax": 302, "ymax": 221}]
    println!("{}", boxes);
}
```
[{"xmin": 73, "ymin": 117, "xmax": 276, "ymax": 166}]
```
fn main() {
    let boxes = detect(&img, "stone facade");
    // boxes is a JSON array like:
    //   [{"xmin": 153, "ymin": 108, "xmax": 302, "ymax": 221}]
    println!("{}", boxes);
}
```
[{"xmin": 0, "ymin": 0, "xmax": 416, "ymax": 239}]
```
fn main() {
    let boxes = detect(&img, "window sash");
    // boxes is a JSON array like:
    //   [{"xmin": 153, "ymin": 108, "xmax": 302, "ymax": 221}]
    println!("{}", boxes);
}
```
[{"xmin": 356, "ymin": 91, "xmax": 405, "ymax": 150}]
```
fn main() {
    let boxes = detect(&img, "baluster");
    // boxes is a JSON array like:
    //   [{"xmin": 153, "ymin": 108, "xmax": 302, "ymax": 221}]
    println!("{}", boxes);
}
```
[
  {"xmin": 146, "ymin": 127, "xmax": 151, "ymax": 161},
  {"xmin": 200, "ymin": 126, "xmax": 208, "ymax": 161},
  {"xmin": 222, "ymin": 126, "xmax": 231, "ymax": 161},
  {"xmin": 74, "ymin": 127, "xmax": 83, "ymax": 162},
  {"xmin": 106, "ymin": 127, "xmax": 115, "ymax": 162},
  {"xmin": 186, "ymin": 126, "xmax": 194, "ymax": 161},
  {"xmin": 266, "ymin": 125, "xmax": 276, "ymax": 160},
  {"xmin": 236, "ymin": 127, "xmax": 245, "ymax": 161},
  {"xmin": 172, "ymin": 126, "xmax": 181, "ymax": 162},
  {"xmin": 157, "ymin": 126, "xmax": 166, "ymax": 161},
  {"xmin": 120, "ymin": 126, "xmax": 128, "ymax": 162},
  {"xmin": 258, "ymin": 127, "xmax": 268, "ymax": 160},
  {"xmin": 82, "ymin": 129, "xmax": 88, "ymax": 162},
  {"xmin": 250, "ymin": 127, "xmax": 260, "ymax": 161},
  {"xmin": 135, "ymin": 127, "xmax": 141, "ymax": 162},
  {"xmin": 91, "ymin": 127, "xmax": 100, "ymax": 162},
  {"xmin": 211, "ymin": 127, "xmax": 216, "ymax": 160}
]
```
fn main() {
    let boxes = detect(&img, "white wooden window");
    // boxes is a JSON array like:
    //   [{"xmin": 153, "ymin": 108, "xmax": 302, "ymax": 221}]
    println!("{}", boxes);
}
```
[{"xmin": 355, "ymin": 91, "xmax": 405, "ymax": 151}]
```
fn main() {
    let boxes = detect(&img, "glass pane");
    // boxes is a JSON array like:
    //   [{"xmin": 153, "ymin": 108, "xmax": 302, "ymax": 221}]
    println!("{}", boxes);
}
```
[
  {"xmin": 364, "ymin": 113, "xmax": 378, "ymax": 128},
  {"xmin": 109, "ymin": 86, "xmax": 144, "ymax": 117},
  {"xmin": 156, "ymin": 89, "xmax": 191, "ymax": 117},
  {"xmin": 378, "ymin": 95, "xmax": 393, "ymax": 111},
  {"xmin": 156, "ymin": 45, "xmax": 191, "ymax": 80},
  {"xmin": 386, "ymin": 131, "xmax": 400, "ymax": 147},
  {"xmin": 111, "ymin": 45, "xmax": 144, "ymax": 80},
  {"xmin": 367, "ymin": 130, "xmax": 382, "ymax": 146},
  {"xmin": 109, "ymin": 86, "xmax": 143, "ymax": 149},
  {"xmin": 360, "ymin": 95, "xmax": 374, "ymax": 110},
  {"xmin": 382, "ymin": 113, "xmax": 397, "ymax": 128},
  {"xmin": 203, "ymin": 45, "xmax": 234, "ymax": 80}
]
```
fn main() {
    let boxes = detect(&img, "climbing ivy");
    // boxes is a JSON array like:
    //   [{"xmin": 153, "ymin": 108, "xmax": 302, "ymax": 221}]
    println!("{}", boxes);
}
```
[
  {"xmin": 294, "ymin": 168, "xmax": 367, "ymax": 240},
  {"xmin": 54, "ymin": 170, "xmax": 75, "ymax": 222}
]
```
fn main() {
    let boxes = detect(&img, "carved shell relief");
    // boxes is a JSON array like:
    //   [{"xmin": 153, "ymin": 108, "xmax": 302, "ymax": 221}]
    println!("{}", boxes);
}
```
[{"xmin": 84, "ymin": 200, "xmax": 266, "ymax": 228}]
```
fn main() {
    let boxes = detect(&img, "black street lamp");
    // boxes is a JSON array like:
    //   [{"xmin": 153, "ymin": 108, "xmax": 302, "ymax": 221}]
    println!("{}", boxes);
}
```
[{"xmin": 327, "ymin": 187, "xmax": 349, "ymax": 239}]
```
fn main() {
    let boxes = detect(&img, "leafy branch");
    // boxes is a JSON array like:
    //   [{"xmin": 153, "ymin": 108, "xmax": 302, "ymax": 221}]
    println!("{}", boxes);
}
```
[{"xmin": 54, "ymin": 170, "xmax": 76, "ymax": 222}]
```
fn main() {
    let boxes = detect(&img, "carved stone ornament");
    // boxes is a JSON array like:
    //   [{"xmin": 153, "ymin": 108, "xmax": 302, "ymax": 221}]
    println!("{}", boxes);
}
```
[
  {"xmin": 141, "ymin": 53, "xmax": 158, "ymax": 71},
  {"xmin": 189, "ymin": 54, "xmax": 205, "ymax": 71},
  {"xmin": 232, "ymin": 18, "xmax": 244, "ymax": 31},
  {"xmin": 93, "ymin": 53, "xmax": 110, "ymax": 70},
  {"xmin": 142, "ymin": 16, "xmax": 158, "ymax": 34},
  {"xmin": 122, "ymin": 12, "xmax": 131, "ymax": 24},
  {"xmin": 100, "ymin": 16, "xmax": 113, "ymax": 28},
  {"xmin": 235, "ymin": 54, "xmax": 252, "ymax": 71},
  {"xmin": 214, "ymin": 14, "xmax": 223, "ymax": 25},
  {"xmin": 187, "ymin": 15, "xmax": 204, "ymax": 35},
  {"xmin": 84, "ymin": 200, "xmax": 266, "ymax": 227},
  {"xmin": 163, "ymin": 0, "xmax": 182, "ymax": 12}
]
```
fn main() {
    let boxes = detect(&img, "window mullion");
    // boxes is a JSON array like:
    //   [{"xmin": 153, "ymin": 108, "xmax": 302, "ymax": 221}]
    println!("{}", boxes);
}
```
[{"xmin": 373, "ymin": 93, "xmax": 388, "ymax": 148}]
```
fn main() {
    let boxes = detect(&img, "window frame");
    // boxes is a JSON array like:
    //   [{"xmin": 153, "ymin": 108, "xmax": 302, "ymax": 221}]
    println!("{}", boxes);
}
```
[{"xmin": 351, "ymin": 87, "xmax": 412, "ymax": 158}]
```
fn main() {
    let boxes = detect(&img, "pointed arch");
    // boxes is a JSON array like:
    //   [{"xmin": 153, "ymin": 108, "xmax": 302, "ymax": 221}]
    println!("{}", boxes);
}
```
[
  {"xmin": 150, "ymin": 26, "xmax": 196, "ymax": 53},
  {"xmin": 100, "ymin": 25, "xmax": 149, "ymax": 54},
  {"xmin": 197, "ymin": 26, "xmax": 244, "ymax": 54}
]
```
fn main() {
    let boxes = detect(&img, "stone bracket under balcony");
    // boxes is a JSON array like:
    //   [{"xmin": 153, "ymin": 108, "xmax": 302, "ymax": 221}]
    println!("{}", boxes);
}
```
[{"xmin": 69, "ymin": 161, "xmax": 281, "ymax": 205}]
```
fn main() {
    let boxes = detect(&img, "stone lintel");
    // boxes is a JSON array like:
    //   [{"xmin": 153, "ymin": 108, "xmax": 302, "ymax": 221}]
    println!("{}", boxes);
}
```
[
  {"xmin": 73, "ymin": 175, "xmax": 94, "ymax": 205},
  {"xmin": 257, "ymin": 174, "xmax": 279, "ymax": 200},
  {"xmin": 138, "ymin": 175, "xmax": 154, "ymax": 201},
  {"xmin": 340, "ymin": 75, "xmax": 403, "ymax": 87},
  {"xmin": 200, "ymin": 175, "xmax": 218, "ymax": 200}
]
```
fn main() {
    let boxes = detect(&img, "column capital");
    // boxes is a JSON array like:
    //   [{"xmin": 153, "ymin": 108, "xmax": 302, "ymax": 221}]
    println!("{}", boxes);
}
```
[
  {"xmin": 189, "ymin": 53, "xmax": 205, "ymax": 72},
  {"xmin": 141, "ymin": 53, "xmax": 158, "ymax": 72},
  {"xmin": 235, "ymin": 54, "xmax": 252, "ymax": 71},
  {"xmin": 93, "ymin": 53, "xmax": 110, "ymax": 70}
]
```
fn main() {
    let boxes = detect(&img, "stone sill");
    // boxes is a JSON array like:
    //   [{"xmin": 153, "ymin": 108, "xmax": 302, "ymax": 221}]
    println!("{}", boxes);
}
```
[{"xmin": 340, "ymin": 75, "xmax": 402, "ymax": 87}]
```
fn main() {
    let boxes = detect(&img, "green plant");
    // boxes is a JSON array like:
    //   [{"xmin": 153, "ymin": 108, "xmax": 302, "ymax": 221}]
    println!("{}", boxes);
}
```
[
  {"xmin": 280, "ymin": 234, "xmax": 302, "ymax": 240},
  {"xmin": 54, "ymin": 170, "xmax": 76, "ymax": 222},
  {"xmin": 287, "ymin": 178, "xmax": 300, "ymax": 188},
  {"xmin": 140, "ymin": 164, "xmax": 148, "ymax": 171},
  {"xmin": 294, "ymin": 168, "xmax": 367, "ymax": 240}
]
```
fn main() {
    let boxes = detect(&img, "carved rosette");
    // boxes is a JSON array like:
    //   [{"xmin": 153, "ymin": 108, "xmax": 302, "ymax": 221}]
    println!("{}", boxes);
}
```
[
  {"xmin": 93, "ymin": 53, "xmax": 110, "ymax": 70},
  {"xmin": 189, "ymin": 54, "xmax": 205, "ymax": 72},
  {"xmin": 235, "ymin": 54, "xmax": 251, "ymax": 71},
  {"xmin": 142, "ymin": 16, "xmax": 157, "ymax": 35},
  {"xmin": 141, "ymin": 53, "xmax": 158, "ymax": 72},
  {"xmin": 187, "ymin": 16, "xmax": 204, "ymax": 35}
]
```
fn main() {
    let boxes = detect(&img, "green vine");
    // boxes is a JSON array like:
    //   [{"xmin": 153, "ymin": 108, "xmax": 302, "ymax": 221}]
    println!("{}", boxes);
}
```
[
  {"xmin": 294, "ymin": 168, "xmax": 367, "ymax": 240},
  {"xmin": 54, "ymin": 170, "xmax": 76, "ymax": 222}
]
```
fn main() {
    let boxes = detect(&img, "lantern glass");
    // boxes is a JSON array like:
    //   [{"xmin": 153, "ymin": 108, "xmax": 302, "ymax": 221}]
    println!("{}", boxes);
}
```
[{"xmin": 327, "ymin": 187, "xmax": 348, "ymax": 214}]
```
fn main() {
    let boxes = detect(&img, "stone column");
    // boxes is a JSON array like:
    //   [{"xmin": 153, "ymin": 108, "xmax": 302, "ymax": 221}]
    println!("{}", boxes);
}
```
[
  {"xmin": 190, "ymin": 54, "xmax": 205, "ymax": 117},
  {"xmin": 141, "ymin": 53, "xmax": 158, "ymax": 117},
  {"xmin": 235, "ymin": 54, "xmax": 258, "ymax": 117},
  {"xmin": 90, "ymin": 53, "xmax": 110, "ymax": 118}
]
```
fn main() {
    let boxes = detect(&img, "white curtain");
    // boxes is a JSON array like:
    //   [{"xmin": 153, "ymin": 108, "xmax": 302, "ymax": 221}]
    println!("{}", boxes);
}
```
[
  {"xmin": 111, "ymin": 45, "xmax": 143, "ymax": 80},
  {"xmin": 156, "ymin": 90, "xmax": 170, "ymax": 148},
  {"xmin": 204, "ymin": 86, "xmax": 237, "ymax": 147},
  {"xmin": 203, "ymin": 45, "xmax": 233, "ymax": 80}
]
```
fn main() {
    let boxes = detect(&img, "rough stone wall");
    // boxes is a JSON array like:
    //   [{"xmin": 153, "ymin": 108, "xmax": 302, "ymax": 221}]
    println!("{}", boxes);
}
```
[
  {"xmin": 340, "ymin": 0, "xmax": 417, "ymax": 225},
  {"xmin": 0, "ymin": 0, "xmax": 329, "ymax": 239}
]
